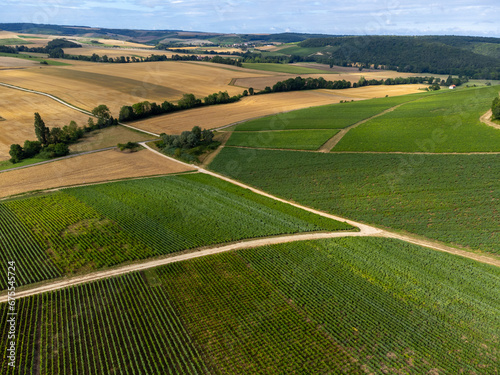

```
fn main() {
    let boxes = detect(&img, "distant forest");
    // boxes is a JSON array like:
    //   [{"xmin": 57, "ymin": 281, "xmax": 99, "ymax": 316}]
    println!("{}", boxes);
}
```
[
  {"xmin": 2, "ymin": 23, "xmax": 500, "ymax": 79},
  {"xmin": 299, "ymin": 36, "xmax": 500, "ymax": 79}
]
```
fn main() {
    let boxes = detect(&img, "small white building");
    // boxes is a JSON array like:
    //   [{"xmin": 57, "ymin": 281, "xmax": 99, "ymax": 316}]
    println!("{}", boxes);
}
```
[{"xmin": 449, "ymin": 85, "xmax": 456, "ymax": 89}]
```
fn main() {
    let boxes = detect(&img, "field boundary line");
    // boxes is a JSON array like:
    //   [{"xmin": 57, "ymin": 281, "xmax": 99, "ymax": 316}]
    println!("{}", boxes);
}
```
[
  {"xmin": 0, "ymin": 231, "xmax": 370, "ymax": 302},
  {"xmin": 224, "ymin": 146, "xmax": 500, "ymax": 155},
  {"xmin": 0, "ymin": 82, "xmax": 160, "ymax": 137},
  {"xmin": 318, "ymin": 97, "xmax": 430, "ymax": 152}
]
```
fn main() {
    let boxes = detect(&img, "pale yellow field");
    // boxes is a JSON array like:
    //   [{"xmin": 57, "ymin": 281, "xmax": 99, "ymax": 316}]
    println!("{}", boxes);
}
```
[
  {"xmin": 68, "ymin": 37, "xmax": 154, "ymax": 49},
  {"xmin": 69, "ymin": 125, "xmax": 157, "ymax": 153},
  {"xmin": 131, "ymin": 85, "xmax": 426, "ymax": 134},
  {"xmin": 0, "ymin": 61, "xmax": 270, "ymax": 114},
  {"xmin": 0, "ymin": 56, "xmax": 39, "ymax": 68},
  {"xmin": 233, "ymin": 71, "xmax": 431, "ymax": 90},
  {"xmin": 0, "ymin": 85, "xmax": 90, "ymax": 160},
  {"xmin": 0, "ymin": 149, "xmax": 195, "ymax": 198},
  {"xmin": 63, "ymin": 47, "xmax": 163, "ymax": 59}
]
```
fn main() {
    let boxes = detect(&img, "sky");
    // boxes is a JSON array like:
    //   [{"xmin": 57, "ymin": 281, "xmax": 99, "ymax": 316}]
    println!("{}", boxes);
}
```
[{"xmin": 1, "ymin": 0, "xmax": 499, "ymax": 37}]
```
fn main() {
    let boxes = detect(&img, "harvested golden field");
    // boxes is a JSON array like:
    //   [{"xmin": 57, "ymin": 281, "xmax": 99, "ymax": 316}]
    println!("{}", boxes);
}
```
[
  {"xmin": 69, "ymin": 126, "xmax": 157, "ymax": 153},
  {"xmin": 68, "ymin": 37, "xmax": 154, "ymax": 49},
  {"xmin": 132, "ymin": 85, "xmax": 425, "ymax": 134},
  {"xmin": 0, "ymin": 61, "xmax": 269, "ymax": 114},
  {"xmin": 233, "ymin": 70, "xmax": 432, "ymax": 90},
  {"xmin": 0, "ymin": 56, "xmax": 39, "ymax": 68},
  {"xmin": 0, "ymin": 149, "xmax": 195, "ymax": 198},
  {"xmin": 0, "ymin": 85, "xmax": 90, "ymax": 160},
  {"xmin": 63, "ymin": 47, "xmax": 164, "ymax": 59}
]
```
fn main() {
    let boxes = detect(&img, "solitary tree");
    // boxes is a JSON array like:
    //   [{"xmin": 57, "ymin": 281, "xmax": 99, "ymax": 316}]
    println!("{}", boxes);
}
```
[
  {"xmin": 92, "ymin": 105, "xmax": 111, "ymax": 120},
  {"xmin": 34, "ymin": 112, "xmax": 49, "ymax": 145}
]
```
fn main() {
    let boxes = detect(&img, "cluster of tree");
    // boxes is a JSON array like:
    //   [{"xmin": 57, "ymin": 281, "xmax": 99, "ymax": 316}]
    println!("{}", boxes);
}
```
[
  {"xmin": 298, "ymin": 36, "xmax": 500, "ymax": 79},
  {"xmin": 9, "ymin": 105, "xmax": 117, "ymax": 163},
  {"xmin": 492, "ymin": 97, "xmax": 500, "ymax": 120},
  {"xmin": 157, "ymin": 126, "xmax": 217, "ymax": 162},
  {"xmin": 14, "ymin": 38, "xmax": 81, "ymax": 58},
  {"xmin": 261, "ymin": 76, "xmax": 352, "ymax": 93},
  {"xmin": 0, "ymin": 45, "xmax": 17, "ymax": 54},
  {"xmin": 119, "ymin": 91, "xmax": 243, "ymax": 122}
]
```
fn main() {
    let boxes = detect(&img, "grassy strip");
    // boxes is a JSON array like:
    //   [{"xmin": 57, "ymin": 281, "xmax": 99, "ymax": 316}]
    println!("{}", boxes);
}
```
[
  {"xmin": 0, "ymin": 52, "xmax": 71, "ymax": 65},
  {"xmin": 0, "ymin": 157, "xmax": 49, "ymax": 171},
  {"xmin": 0, "ymin": 38, "xmax": 34, "ymax": 45},
  {"xmin": 226, "ymin": 129, "xmax": 339, "ymax": 150}
]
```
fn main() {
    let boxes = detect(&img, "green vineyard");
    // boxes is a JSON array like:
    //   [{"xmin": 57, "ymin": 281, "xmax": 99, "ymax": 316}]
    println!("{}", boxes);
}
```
[
  {"xmin": 225, "ymin": 129, "xmax": 339, "ymax": 150},
  {"xmin": 334, "ymin": 85, "xmax": 500, "ymax": 152},
  {"xmin": 233, "ymin": 93, "xmax": 428, "ymax": 131},
  {"xmin": 1, "ymin": 237, "xmax": 498, "ymax": 374},
  {"xmin": 0, "ymin": 173, "xmax": 352, "ymax": 289},
  {"xmin": 210, "ymin": 148, "xmax": 500, "ymax": 254}
]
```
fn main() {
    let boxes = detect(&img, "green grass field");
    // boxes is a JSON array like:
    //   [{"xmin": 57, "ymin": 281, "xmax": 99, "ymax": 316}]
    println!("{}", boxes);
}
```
[
  {"xmin": 334, "ymin": 85, "xmax": 500, "ymax": 152},
  {"xmin": 3, "ymin": 237, "xmax": 498, "ymax": 374},
  {"xmin": 0, "ymin": 173, "xmax": 352, "ymax": 289},
  {"xmin": 0, "ymin": 52, "xmax": 71, "ymax": 66},
  {"xmin": 0, "ymin": 38, "xmax": 33, "ymax": 46},
  {"xmin": 0, "ymin": 157, "xmax": 48, "ymax": 171},
  {"xmin": 242, "ymin": 62, "xmax": 333, "ymax": 74},
  {"xmin": 234, "ymin": 93, "xmax": 429, "ymax": 131},
  {"xmin": 225, "ymin": 129, "xmax": 339, "ymax": 150},
  {"xmin": 210, "ymin": 148, "xmax": 500, "ymax": 254}
]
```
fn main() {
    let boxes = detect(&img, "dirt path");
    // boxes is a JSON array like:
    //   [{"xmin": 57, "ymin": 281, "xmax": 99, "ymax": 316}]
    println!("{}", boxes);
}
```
[
  {"xmin": 0, "ymin": 82, "xmax": 160, "ymax": 137},
  {"xmin": 480, "ymin": 109, "xmax": 500, "ymax": 130},
  {"xmin": 201, "ymin": 131, "xmax": 232, "ymax": 167},
  {"xmin": 318, "ymin": 102, "xmax": 408, "ymax": 152},
  {"xmin": 0, "ymin": 231, "xmax": 372, "ymax": 303},
  {"xmin": 1, "ymin": 143, "xmax": 498, "ymax": 301}
]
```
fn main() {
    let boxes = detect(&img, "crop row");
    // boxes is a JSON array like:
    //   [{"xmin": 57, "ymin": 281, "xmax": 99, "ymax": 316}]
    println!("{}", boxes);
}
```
[
  {"xmin": 335, "ymin": 85, "xmax": 500, "ymax": 152},
  {"xmin": 0, "ymin": 173, "xmax": 351, "ymax": 288},
  {"xmin": 0, "ymin": 273, "xmax": 209, "ymax": 375},
  {"xmin": 2, "ymin": 237, "xmax": 498, "ymax": 373},
  {"xmin": 209, "ymin": 148, "xmax": 500, "ymax": 254},
  {"xmin": 0, "ymin": 205, "xmax": 60, "ymax": 289},
  {"xmin": 239, "ymin": 237, "xmax": 500, "ymax": 373},
  {"xmin": 66, "ymin": 173, "xmax": 351, "ymax": 254},
  {"xmin": 156, "ymin": 252, "xmax": 360, "ymax": 374},
  {"xmin": 4, "ymin": 193, "xmax": 157, "ymax": 276}
]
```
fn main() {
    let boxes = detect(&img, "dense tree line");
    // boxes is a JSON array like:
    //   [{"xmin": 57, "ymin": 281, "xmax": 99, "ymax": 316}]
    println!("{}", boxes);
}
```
[
  {"xmin": 9, "ymin": 106, "xmax": 117, "ymax": 163},
  {"xmin": 119, "ymin": 91, "xmax": 243, "ymax": 122},
  {"xmin": 252, "ymin": 75, "xmax": 448, "ymax": 95},
  {"xmin": 298, "ymin": 36, "xmax": 500, "ymax": 79}
]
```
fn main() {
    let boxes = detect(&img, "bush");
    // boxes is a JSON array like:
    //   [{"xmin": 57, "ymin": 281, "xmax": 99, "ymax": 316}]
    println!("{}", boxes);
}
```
[
  {"xmin": 492, "ymin": 97, "xmax": 500, "ymax": 120},
  {"xmin": 39, "ymin": 143, "xmax": 69, "ymax": 159}
]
